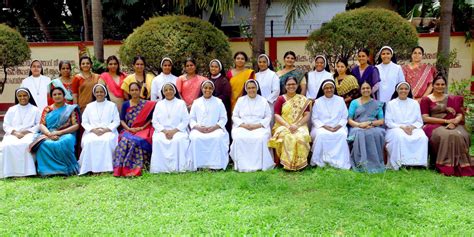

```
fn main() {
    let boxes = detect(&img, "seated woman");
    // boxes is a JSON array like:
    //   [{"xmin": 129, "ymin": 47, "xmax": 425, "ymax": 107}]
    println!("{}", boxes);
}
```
[
  {"xmin": 310, "ymin": 79, "xmax": 350, "ymax": 170},
  {"xmin": 189, "ymin": 80, "xmax": 229, "ymax": 170},
  {"xmin": 268, "ymin": 76, "xmax": 311, "ymax": 171},
  {"xmin": 151, "ymin": 83, "xmax": 191, "ymax": 173},
  {"xmin": 1, "ymin": 88, "xmax": 40, "ymax": 178},
  {"xmin": 420, "ymin": 75, "xmax": 473, "ymax": 176},
  {"xmin": 33, "ymin": 87, "xmax": 80, "ymax": 176},
  {"xmin": 385, "ymin": 82, "xmax": 428, "ymax": 170},
  {"xmin": 347, "ymin": 82, "xmax": 385, "ymax": 173},
  {"xmin": 230, "ymin": 79, "xmax": 273, "ymax": 172},
  {"xmin": 113, "ymin": 82, "xmax": 156, "ymax": 177},
  {"xmin": 79, "ymin": 84, "xmax": 120, "ymax": 175}
]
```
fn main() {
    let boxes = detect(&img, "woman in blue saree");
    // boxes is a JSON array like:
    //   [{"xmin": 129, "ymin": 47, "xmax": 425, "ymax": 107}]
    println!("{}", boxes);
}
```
[
  {"xmin": 33, "ymin": 87, "xmax": 80, "ymax": 176},
  {"xmin": 347, "ymin": 82, "xmax": 385, "ymax": 173}
]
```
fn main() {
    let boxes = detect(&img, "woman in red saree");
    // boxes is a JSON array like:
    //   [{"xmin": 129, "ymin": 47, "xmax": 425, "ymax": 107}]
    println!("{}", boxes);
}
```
[
  {"xmin": 98, "ymin": 55, "xmax": 127, "ymax": 113},
  {"xmin": 113, "ymin": 82, "xmax": 156, "ymax": 177},
  {"xmin": 420, "ymin": 75, "xmax": 473, "ymax": 176},
  {"xmin": 402, "ymin": 46, "xmax": 436, "ymax": 101}
]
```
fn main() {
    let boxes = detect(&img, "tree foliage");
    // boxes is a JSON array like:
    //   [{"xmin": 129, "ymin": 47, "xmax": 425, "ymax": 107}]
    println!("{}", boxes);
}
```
[
  {"xmin": 306, "ymin": 8, "xmax": 418, "ymax": 68},
  {"xmin": 119, "ymin": 15, "xmax": 233, "ymax": 75},
  {"xmin": 0, "ymin": 24, "xmax": 31, "ymax": 93}
]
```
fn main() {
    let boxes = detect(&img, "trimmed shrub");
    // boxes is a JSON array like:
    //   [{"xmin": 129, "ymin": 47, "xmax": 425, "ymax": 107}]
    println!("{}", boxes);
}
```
[
  {"xmin": 119, "ymin": 15, "xmax": 233, "ymax": 75},
  {"xmin": 306, "ymin": 8, "xmax": 418, "ymax": 68},
  {"xmin": 0, "ymin": 24, "xmax": 31, "ymax": 94}
]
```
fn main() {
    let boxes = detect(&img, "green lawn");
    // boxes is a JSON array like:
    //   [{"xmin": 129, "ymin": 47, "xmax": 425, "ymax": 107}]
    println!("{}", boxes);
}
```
[{"xmin": 1, "ymin": 168, "xmax": 473, "ymax": 235}]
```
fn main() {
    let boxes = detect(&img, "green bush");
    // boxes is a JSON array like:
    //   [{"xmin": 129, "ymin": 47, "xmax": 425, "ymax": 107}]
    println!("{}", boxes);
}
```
[
  {"xmin": 119, "ymin": 15, "xmax": 233, "ymax": 75},
  {"xmin": 306, "ymin": 8, "xmax": 418, "ymax": 68},
  {"xmin": 0, "ymin": 24, "xmax": 30, "ymax": 93}
]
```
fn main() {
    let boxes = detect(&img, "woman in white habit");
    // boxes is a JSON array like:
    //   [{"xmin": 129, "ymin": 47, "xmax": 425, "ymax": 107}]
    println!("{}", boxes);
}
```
[
  {"xmin": 151, "ymin": 82, "xmax": 191, "ymax": 173},
  {"xmin": 385, "ymin": 82, "xmax": 428, "ymax": 170},
  {"xmin": 255, "ymin": 54, "xmax": 280, "ymax": 114},
  {"xmin": 306, "ymin": 55, "xmax": 333, "ymax": 101},
  {"xmin": 230, "ymin": 79, "xmax": 274, "ymax": 172},
  {"xmin": 1, "ymin": 88, "xmax": 40, "ymax": 178},
  {"xmin": 310, "ymin": 79, "xmax": 351, "ymax": 169},
  {"xmin": 189, "ymin": 80, "xmax": 230, "ymax": 170},
  {"xmin": 79, "ymin": 84, "xmax": 120, "ymax": 174},
  {"xmin": 151, "ymin": 57, "xmax": 178, "ymax": 101},
  {"xmin": 375, "ymin": 46, "xmax": 406, "ymax": 103}
]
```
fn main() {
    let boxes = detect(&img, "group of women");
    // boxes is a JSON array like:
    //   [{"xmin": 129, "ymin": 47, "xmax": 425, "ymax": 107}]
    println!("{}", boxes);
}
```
[{"xmin": 1, "ymin": 45, "xmax": 472, "ymax": 179}]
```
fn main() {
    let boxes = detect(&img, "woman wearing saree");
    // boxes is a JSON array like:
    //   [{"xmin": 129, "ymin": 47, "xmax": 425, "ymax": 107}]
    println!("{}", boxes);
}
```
[
  {"xmin": 231, "ymin": 80, "xmax": 273, "ymax": 172},
  {"xmin": 1, "ymin": 88, "xmax": 40, "ymax": 178},
  {"xmin": 334, "ymin": 58, "xmax": 360, "ymax": 107},
  {"xmin": 227, "ymin": 51, "xmax": 255, "ymax": 111},
  {"xmin": 277, "ymin": 51, "xmax": 307, "ymax": 95},
  {"xmin": 48, "ymin": 60, "xmax": 74, "ymax": 105},
  {"xmin": 351, "ymin": 48, "xmax": 380, "ymax": 99},
  {"xmin": 306, "ymin": 55, "xmax": 332, "ymax": 101},
  {"xmin": 420, "ymin": 75, "xmax": 473, "ymax": 176},
  {"xmin": 268, "ymin": 76, "xmax": 311, "ymax": 171},
  {"xmin": 72, "ymin": 56, "xmax": 99, "ymax": 113},
  {"xmin": 121, "ymin": 56, "xmax": 155, "ymax": 100},
  {"xmin": 176, "ymin": 58, "xmax": 207, "ymax": 110},
  {"xmin": 385, "ymin": 82, "xmax": 428, "ymax": 170},
  {"xmin": 113, "ymin": 82, "xmax": 156, "ymax": 177},
  {"xmin": 98, "ymin": 55, "xmax": 127, "ymax": 112},
  {"xmin": 347, "ymin": 82, "xmax": 385, "ymax": 173},
  {"xmin": 402, "ymin": 46, "xmax": 436, "ymax": 101},
  {"xmin": 33, "ymin": 87, "xmax": 80, "ymax": 176},
  {"xmin": 79, "ymin": 84, "xmax": 120, "ymax": 175}
]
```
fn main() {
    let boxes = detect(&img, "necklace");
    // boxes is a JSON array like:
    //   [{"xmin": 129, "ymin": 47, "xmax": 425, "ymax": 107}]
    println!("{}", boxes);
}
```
[
  {"xmin": 96, "ymin": 101, "xmax": 106, "ymax": 122},
  {"xmin": 17, "ymin": 105, "xmax": 29, "ymax": 126},
  {"xmin": 164, "ymin": 99, "xmax": 173, "ymax": 120},
  {"xmin": 33, "ymin": 76, "xmax": 42, "ymax": 95}
]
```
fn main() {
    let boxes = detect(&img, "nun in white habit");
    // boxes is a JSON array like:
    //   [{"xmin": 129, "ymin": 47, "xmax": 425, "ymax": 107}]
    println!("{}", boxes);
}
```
[
  {"xmin": 151, "ymin": 82, "xmax": 192, "ymax": 173},
  {"xmin": 230, "ymin": 79, "xmax": 274, "ymax": 172},
  {"xmin": 385, "ymin": 82, "xmax": 428, "ymax": 170},
  {"xmin": 188, "ymin": 80, "xmax": 230, "ymax": 170},
  {"xmin": 0, "ymin": 88, "xmax": 40, "ymax": 178},
  {"xmin": 79, "ymin": 84, "xmax": 120, "ymax": 174},
  {"xmin": 310, "ymin": 79, "xmax": 351, "ymax": 169},
  {"xmin": 21, "ymin": 60, "xmax": 51, "ymax": 111},
  {"xmin": 375, "ymin": 46, "xmax": 405, "ymax": 103},
  {"xmin": 255, "ymin": 54, "xmax": 280, "ymax": 110},
  {"xmin": 306, "ymin": 55, "xmax": 333, "ymax": 100},
  {"xmin": 151, "ymin": 57, "xmax": 178, "ymax": 101}
]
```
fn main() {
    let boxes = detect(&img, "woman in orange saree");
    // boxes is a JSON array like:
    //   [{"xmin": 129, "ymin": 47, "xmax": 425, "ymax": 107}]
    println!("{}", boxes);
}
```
[{"xmin": 72, "ymin": 56, "xmax": 99, "ymax": 113}]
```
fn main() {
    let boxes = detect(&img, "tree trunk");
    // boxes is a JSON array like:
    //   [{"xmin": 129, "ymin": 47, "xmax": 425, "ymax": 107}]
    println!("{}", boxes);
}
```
[
  {"xmin": 81, "ymin": 0, "xmax": 90, "ymax": 41},
  {"xmin": 250, "ymin": 0, "xmax": 267, "ymax": 68},
  {"xmin": 32, "ymin": 6, "xmax": 53, "ymax": 41},
  {"xmin": 436, "ymin": 0, "xmax": 453, "ymax": 79},
  {"xmin": 91, "ymin": 0, "xmax": 104, "ymax": 62}
]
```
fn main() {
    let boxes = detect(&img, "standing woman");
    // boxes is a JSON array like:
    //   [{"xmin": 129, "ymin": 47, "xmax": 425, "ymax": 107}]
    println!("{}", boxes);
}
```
[
  {"xmin": 151, "ymin": 57, "xmax": 178, "ymax": 101},
  {"xmin": 276, "ymin": 51, "xmax": 307, "ymax": 95},
  {"xmin": 98, "ymin": 55, "xmax": 127, "ymax": 112},
  {"xmin": 375, "ymin": 46, "xmax": 405, "ymax": 103},
  {"xmin": 227, "ymin": 51, "xmax": 255, "ymax": 111},
  {"xmin": 351, "ymin": 48, "xmax": 380, "ymax": 98},
  {"xmin": 33, "ymin": 87, "xmax": 80, "ymax": 176},
  {"xmin": 255, "ymin": 54, "xmax": 280, "ymax": 115},
  {"xmin": 72, "ymin": 56, "xmax": 99, "ymax": 113},
  {"xmin": 151, "ymin": 83, "xmax": 191, "ymax": 173},
  {"xmin": 306, "ymin": 55, "xmax": 332, "ymax": 100},
  {"xmin": 402, "ymin": 46, "xmax": 436, "ymax": 101},
  {"xmin": 48, "ymin": 60, "xmax": 74, "ymax": 105},
  {"xmin": 334, "ymin": 58, "xmax": 360, "ymax": 107},
  {"xmin": 1, "ymin": 88, "xmax": 40, "ymax": 178},
  {"xmin": 310, "ymin": 80, "xmax": 350, "ymax": 170},
  {"xmin": 385, "ymin": 82, "xmax": 428, "ymax": 170},
  {"xmin": 268, "ymin": 76, "xmax": 311, "ymax": 171},
  {"xmin": 347, "ymin": 82, "xmax": 385, "ymax": 173},
  {"xmin": 113, "ymin": 82, "xmax": 156, "ymax": 177},
  {"xmin": 21, "ymin": 60, "xmax": 51, "ymax": 111},
  {"xmin": 79, "ymin": 84, "xmax": 120, "ymax": 175},
  {"xmin": 176, "ymin": 58, "xmax": 207, "ymax": 110},
  {"xmin": 189, "ymin": 80, "xmax": 229, "ymax": 170},
  {"xmin": 420, "ymin": 75, "xmax": 473, "ymax": 176},
  {"xmin": 208, "ymin": 59, "xmax": 232, "ymax": 133},
  {"xmin": 121, "ymin": 56, "xmax": 155, "ymax": 100},
  {"xmin": 230, "ymin": 80, "xmax": 273, "ymax": 172}
]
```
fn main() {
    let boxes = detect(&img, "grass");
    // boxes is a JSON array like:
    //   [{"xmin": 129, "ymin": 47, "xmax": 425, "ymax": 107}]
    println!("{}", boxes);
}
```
[{"xmin": 1, "ymin": 168, "xmax": 473, "ymax": 235}]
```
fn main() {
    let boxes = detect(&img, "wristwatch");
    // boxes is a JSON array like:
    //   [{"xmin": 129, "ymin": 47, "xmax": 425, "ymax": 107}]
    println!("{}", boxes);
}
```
[{"xmin": 369, "ymin": 121, "xmax": 373, "ymax": 126}]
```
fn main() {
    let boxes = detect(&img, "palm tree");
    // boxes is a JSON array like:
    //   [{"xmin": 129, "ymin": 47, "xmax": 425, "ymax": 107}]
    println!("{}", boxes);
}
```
[
  {"xmin": 91, "ymin": 0, "xmax": 103, "ymax": 62},
  {"xmin": 81, "ymin": 0, "xmax": 90, "ymax": 41},
  {"xmin": 436, "ymin": 0, "xmax": 453, "ymax": 79}
]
